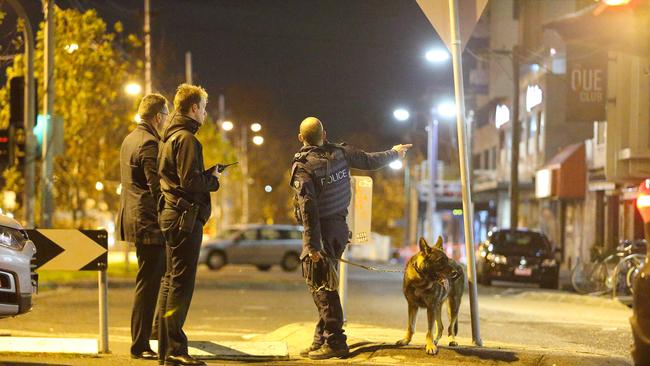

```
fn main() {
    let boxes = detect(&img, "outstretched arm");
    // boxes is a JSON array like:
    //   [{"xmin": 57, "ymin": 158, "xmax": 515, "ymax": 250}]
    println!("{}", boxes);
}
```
[{"xmin": 344, "ymin": 143, "xmax": 412, "ymax": 170}]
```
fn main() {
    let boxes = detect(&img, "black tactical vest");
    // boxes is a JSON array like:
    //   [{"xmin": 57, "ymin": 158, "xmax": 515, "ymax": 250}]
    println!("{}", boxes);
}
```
[{"xmin": 292, "ymin": 144, "xmax": 351, "ymax": 219}]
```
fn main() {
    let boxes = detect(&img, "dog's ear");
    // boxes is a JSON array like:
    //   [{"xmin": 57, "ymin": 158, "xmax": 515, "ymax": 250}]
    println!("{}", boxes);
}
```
[
  {"xmin": 418, "ymin": 237, "xmax": 431, "ymax": 254},
  {"xmin": 434, "ymin": 236, "xmax": 444, "ymax": 250}
]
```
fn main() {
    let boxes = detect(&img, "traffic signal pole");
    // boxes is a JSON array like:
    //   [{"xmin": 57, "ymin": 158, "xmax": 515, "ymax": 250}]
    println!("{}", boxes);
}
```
[{"xmin": 41, "ymin": 0, "xmax": 55, "ymax": 228}]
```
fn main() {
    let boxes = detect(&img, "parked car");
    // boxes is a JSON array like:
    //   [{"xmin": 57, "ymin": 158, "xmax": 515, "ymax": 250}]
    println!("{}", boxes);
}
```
[
  {"xmin": 199, "ymin": 224, "xmax": 303, "ymax": 272},
  {"xmin": 0, "ymin": 214, "xmax": 37, "ymax": 318},
  {"xmin": 476, "ymin": 229, "xmax": 559, "ymax": 289}
]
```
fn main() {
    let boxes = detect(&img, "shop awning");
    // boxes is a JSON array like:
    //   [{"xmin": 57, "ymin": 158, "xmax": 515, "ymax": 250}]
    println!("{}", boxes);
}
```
[{"xmin": 535, "ymin": 143, "xmax": 586, "ymax": 199}]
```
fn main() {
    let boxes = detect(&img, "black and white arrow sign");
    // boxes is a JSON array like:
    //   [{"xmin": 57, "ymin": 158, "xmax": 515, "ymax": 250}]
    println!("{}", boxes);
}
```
[{"xmin": 27, "ymin": 230, "xmax": 108, "ymax": 271}]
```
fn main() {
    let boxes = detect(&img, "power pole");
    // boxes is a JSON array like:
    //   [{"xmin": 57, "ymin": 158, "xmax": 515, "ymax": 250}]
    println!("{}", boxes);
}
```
[
  {"xmin": 6, "ymin": 0, "xmax": 35, "ymax": 228},
  {"xmin": 185, "ymin": 51, "xmax": 192, "ymax": 84},
  {"xmin": 144, "ymin": 0, "xmax": 152, "ymax": 94},
  {"xmin": 241, "ymin": 127, "xmax": 249, "ymax": 224},
  {"xmin": 41, "ymin": 0, "xmax": 55, "ymax": 228},
  {"xmin": 509, "ymin": 44, "xmax": 520, "ymax": 229}
]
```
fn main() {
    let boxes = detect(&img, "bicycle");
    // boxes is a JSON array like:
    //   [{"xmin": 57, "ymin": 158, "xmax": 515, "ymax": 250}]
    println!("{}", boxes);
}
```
[{"xmin": 571, "ymin": 240, "xmax": 647, "ymax": 296}]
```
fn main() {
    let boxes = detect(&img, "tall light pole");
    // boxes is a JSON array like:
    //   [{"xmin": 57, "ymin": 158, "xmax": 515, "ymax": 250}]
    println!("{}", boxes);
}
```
[
  {"xmin": 221, "ymin": 122, "xmax": 263, "ymax": 224},
  {"xmin": 144, "ymin": 0, "xmax": 152, "ymax": 94},
  {"xmin": 41, "ymin": 0, "xmax": 55, "ymax": 228}
]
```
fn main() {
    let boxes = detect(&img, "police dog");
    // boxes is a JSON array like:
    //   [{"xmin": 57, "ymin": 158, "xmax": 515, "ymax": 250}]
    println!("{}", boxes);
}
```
[{"xmin": 396, "ymin": 237, "xmax": 465, "ymax": 355}]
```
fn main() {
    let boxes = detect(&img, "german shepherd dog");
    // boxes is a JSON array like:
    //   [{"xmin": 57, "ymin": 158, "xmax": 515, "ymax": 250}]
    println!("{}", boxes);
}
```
[{"xmin": 396, "ymin": 237, "xmax": 465, "ymax": 355}]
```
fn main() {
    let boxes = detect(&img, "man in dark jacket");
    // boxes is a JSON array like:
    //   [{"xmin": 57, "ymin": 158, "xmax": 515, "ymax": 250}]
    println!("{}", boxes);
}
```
[
  {"xmin": 117, "ymin": 93, "xmax": 169, "ymax": 360},
  {"xmin": 291, "ymin": 117, "xmax": 411, "ymax": 360},
  {"xmin": 156, "ymin": 84, "xmax": 219, "ymax": 366}
]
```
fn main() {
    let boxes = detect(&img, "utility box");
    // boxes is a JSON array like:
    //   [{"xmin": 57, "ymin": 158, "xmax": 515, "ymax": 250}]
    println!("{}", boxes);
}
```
[{"xmin": 347, "ymin": 176, "xmax": 373, "ymax": 244}]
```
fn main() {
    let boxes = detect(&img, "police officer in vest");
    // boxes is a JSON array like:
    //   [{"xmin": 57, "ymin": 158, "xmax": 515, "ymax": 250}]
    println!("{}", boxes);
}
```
[
  {"xmin": 157, "ymin": 84, "xmax": 219, "ymax": 366},
  {"xmin": 291, "ymin": 117, "xmax": 411, "ymax": 360},
  {"xmin": 117, "ymin": 93, "xmax": 168, "ymax": 360}
]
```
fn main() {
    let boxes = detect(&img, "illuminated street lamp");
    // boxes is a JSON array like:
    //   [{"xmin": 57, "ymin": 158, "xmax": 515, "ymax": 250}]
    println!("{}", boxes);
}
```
[
  {"xmin": 221, "ymin": 120, "xmax": 234, "ymax": 131},
  {"xmin": 124, "ymin": 82, "xmax": 142, "ymax": 96},
  {"xmin": 437, "ymin": 101, "xmax": 457, "ymax": 119},
  {"xmin": 389, "ymin": 160, "xmax": 403, "ymax": 170},
  {"xmin": 95, "ymin": 181, "xmax": 104, "ymax": 191},
  {"xmin": 264, "ymin": 185, "xmax": 273, "ymax": 193},
  {"xmin": 393, "ymin": 108, "xmax": 410, "ymax": 122},
  {"xmin": 252, "ymin": 135, "xmax": 264, "ymax": 145},
  {"xmin": 250, "ymin": 123, "xmax": 262, "ymax": 132},
  {"xmin": 425, "ymin": 48, "xmax": 450, "ymax": 63}
]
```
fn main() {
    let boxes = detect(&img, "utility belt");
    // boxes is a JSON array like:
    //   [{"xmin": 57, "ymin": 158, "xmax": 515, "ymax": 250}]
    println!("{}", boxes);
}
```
[{"xmin": 159, "ymin": 194, "xmax": 200, "ymax": 234}]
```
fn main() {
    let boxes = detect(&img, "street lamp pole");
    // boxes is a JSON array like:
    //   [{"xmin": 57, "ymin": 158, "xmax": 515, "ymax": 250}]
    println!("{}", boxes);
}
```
[
  {"xmin": 426, "ymin": 117, "xmax": 438, "ymax": 244},
  {"xmin": 144, "ymin": 0, "xmax": 152, "ymax": 94},
  {"xmin": 41, "ymin": 0, "xmax": 55, "ymax": 228},
  {"xmin": 241, "ymin": 126, "xmax": 249, "ymax": 224}
]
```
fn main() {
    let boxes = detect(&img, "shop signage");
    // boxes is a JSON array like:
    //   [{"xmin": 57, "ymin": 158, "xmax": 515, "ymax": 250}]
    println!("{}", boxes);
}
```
[{"xmin": 567, "ymin": 45, "xmax": 607, "ymax": 122}]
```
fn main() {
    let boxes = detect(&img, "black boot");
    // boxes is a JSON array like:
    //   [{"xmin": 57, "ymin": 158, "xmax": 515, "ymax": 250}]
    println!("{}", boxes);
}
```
[
  {"xmin": 300, "ymin": 342, "xmax": 322, "ymax": 357},
  {"xmin": 308, "ymin": 344, "xmax": 349, "ymax": 360},
  {"xmin": 164, "ymin": 354, "xmax": 206, "ymax": 366}
]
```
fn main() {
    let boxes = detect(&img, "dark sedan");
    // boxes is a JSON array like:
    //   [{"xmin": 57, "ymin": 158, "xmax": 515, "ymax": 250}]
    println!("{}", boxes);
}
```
[{"xmin": 477, "ymin": 229, "xmax": 559, "ymax": 289}]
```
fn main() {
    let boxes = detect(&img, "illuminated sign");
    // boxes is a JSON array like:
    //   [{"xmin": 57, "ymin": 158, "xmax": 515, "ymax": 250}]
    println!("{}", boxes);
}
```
[
  {"xmin": 526, "ymin": 85, "xmax": 543, "ymax": 112},
  {"xmin": 495, "ymin": 104, "xmax": 510, "ymax": 128}
]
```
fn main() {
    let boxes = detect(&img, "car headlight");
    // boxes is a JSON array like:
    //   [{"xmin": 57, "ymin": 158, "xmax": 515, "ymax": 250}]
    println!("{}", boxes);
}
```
[
  {"xmin": 486, "ymin": 253, "xmax": 507, "ymax": 264},
  {"xmin": 0, "ymin": 227, "xmax": 27, "ymax": 251},
  {"xmin": 541, "ymin": 258, "xmax": 557, "ymax": 267}
]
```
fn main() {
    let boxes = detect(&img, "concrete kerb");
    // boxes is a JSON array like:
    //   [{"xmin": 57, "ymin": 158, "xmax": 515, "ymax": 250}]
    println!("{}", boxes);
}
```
[{"xmin": 255, "ymin": 322, "xmax": 632, "ymax": 365}]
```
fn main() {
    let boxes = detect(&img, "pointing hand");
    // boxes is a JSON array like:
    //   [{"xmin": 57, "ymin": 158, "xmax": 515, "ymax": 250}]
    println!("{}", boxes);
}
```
[{"xmin": 392, "ymin": 144, "xmax": 413, "ymax": 159}]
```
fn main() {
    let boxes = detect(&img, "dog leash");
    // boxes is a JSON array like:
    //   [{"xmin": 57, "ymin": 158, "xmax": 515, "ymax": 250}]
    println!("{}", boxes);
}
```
[{"xmin": 322, "ymin": 254, "xmax": 405, "ymax": 273}]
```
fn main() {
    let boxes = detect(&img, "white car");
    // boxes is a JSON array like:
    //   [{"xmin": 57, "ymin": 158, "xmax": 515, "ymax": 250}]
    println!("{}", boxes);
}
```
[{"xmin": 0, "ymin": 215, "xmax": 37, "ymax": 318}]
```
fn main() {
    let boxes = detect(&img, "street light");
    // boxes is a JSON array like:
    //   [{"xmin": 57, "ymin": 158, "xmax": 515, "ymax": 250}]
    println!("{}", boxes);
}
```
[
  {"xmin": 264, "ymin": 185, "xmax": 273, "ymax": 193},
  {"xmin": 393, "ymin": 108, "xmax": 410, "ymax": 122},
  {"xmin": 124, "ymin": 82, "xmax": 142, "ymax": 96},
  {"xmin": 425, "ymin": 48, "xmax": 450, "ymax": 63},
  {"xmin": 252, "ymin": 135, "xmax": 264, "ymax": 145},
  {"xmin": 437, "ymin": 101, "xmax": 456, "ymax": 119},
  {"xmin": 250, "ymin": 123, "xmax": 262, "ymax": 132},
  {"xmin": 64, "ymin": 43, "xmax": 79, "ymax": 54},
  {"xmin": 221, "ymin": 120, "xmax": 234, "ymax": 131},
  {"xmin": 389, "ymin": 160, "xmax": 403, "ymax": 170},
  {"xmin": 95, "ymin": 181, "xmax": 104, "ymax": 191}
]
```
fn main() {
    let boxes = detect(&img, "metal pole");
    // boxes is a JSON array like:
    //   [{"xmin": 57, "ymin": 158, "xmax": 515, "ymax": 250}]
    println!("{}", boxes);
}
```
[
  {"xmin": 144, "ymin": 0, "xmax": 152, "ymax": 94},
  {"xmin": 41, "ymin": 0, "xmax": 55, "ymax": 228},
  {"xmin": 185, "ymin": 51, "xmax": 192, "ymax": 84},
  {"xmin": 6, "ymin": 0, "xmax": 35, "ymax": 228},
  {"xmin": 448, "ymin": 0, "xmax": 482, "ymax": 346},
  {"xmin": 403, "ymin": 158, "xmax": 410, "ymax": 247},
  {"xmin": 98, "ymin": 268, "xmax": 109, "ymax": 353},
  {"xmin": 241, "ymin": 127, "xmax": 249, "ymax": 223},
  {"xmin": 426, "ymin": 118, "xmax": 438, "ymax": 243},
  {"xmin": 509, "ymin": 44, "xmax": 520, "ymax": 229}
]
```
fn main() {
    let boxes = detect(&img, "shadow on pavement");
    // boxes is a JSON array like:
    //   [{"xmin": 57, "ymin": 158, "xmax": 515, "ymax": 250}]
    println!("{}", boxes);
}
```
[
  {"xmin": 345, "ymin": 341, "xmax": 519, "ymax": 363},
  {"xmin": 450, "ymin": 346, "xmax": 519, "ymax": 362}
]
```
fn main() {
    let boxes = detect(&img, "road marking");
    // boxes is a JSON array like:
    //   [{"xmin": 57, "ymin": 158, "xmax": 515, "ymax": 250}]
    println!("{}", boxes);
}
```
[{"xmin": 0, "ymin": 337, "xmax": 98, "ymax": 355}]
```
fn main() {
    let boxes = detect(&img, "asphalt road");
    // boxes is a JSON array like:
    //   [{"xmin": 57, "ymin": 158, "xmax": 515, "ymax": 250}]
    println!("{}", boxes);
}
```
[{"xmin": 0, "ymin": 261, "xmax": 634, "ymax": 364}]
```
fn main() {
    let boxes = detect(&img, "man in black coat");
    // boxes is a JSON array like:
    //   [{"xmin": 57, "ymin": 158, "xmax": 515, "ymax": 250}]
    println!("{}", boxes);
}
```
[
  {"xmin": 291, "ymin": 117, "xmax": 411, "ymax": 360},
  {"xmin": 156, "ymin": 84, "xmax": 219, "ymax": 366},
  {"xmin": 117, "ymin": 93, "xmax": 169, "ymax": 360}
]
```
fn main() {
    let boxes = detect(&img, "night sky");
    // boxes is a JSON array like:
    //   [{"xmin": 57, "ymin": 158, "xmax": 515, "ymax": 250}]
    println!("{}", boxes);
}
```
[{"xmin": 4, "ymin": 0, "xmax": 457, "ymax": 152}]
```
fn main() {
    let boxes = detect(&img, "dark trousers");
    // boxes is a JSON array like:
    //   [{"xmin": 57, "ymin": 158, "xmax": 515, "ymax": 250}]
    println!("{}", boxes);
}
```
[
  {"xmin": 308, "ymin": 218, "xmax": 349, "ymax": 348},
  {"xmin": 157, "ymin": 207, "xmax": 204, "ymax": 359},
  {"xmin": 131, "ymin": 244, "xmax": 165, "ymax": 354}
]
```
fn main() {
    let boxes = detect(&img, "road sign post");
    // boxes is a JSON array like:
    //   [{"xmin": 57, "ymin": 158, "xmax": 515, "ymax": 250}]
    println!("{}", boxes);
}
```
[
  {"xmin": 28, "ymin": 229, "xmax": 109, "ymax": 353},
  {"xmin": 416, "ymin": 0, "xmax": 487, "ymax": 346}
]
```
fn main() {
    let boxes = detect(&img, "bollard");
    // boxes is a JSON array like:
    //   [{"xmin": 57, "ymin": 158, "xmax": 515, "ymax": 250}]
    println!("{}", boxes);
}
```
[{"xmin": 98, "ymin": 264, "xmax": 109, "ymax": 353}]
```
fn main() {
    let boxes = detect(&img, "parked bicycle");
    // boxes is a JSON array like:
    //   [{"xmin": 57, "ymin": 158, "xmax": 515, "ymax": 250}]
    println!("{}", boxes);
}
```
[{"xmin": 571, "ymin": 240, "xmax": 647, "ymax": 296}]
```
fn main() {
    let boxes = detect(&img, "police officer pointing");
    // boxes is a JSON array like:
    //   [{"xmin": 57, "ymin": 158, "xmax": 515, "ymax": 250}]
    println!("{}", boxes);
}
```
[{"xmin": 291, "ymin": 117, "xmax": 411, "ymax": 360}]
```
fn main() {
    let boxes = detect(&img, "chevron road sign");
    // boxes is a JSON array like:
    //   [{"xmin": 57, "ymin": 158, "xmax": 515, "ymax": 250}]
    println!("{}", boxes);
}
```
[{"xmin": 26, "ymin": 229, "xmax": 108, "ymax": 271}]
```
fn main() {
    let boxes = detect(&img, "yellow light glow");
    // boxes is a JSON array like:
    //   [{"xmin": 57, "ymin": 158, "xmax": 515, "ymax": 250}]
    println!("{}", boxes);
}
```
[
  {"xmin": 250, "ymin": 123, "xmax": 262, "ymax": 132},
  {"xmin": 221, "ymin": 121, "xmax": 234, "ymax": 131},
  {"xmin": 637, "ymin": 195, "xmax": 650, "ymax": 208},
  {"xmin": 124, "ymin": 82, "xmax": 142, "ymax": 96},
  {"xmin": 95, "ymin": 181, "xmax": 104, "ymax": 191},
  {"xmin": 603, "ymin": 0, "xmax": 631, "ymax": 5},
  {"xmin": 252, "ymin": 135, "xmax": 264, "ymax": 145}
]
